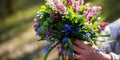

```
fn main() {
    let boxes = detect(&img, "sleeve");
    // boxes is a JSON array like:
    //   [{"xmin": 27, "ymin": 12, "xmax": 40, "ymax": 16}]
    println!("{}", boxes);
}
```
[
  {"xmin": 109, "ymin": 52, "xmax": 120, "ymax": 60},
  {"xmin": 118, "ymin": 55, "xmax": 120, "ymax": 60},
  {"xmin": 100, "ymin": 19, "xmax": 120, "ymax": 53}
]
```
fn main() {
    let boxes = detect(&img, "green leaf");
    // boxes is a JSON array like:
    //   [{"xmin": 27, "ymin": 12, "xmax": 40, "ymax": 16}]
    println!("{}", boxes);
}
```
[
  {"xmin": 62, "ymin": 53, "xmax": 64, "ymax": 60},
  {"xmin": 83, "ymin": 17, "xmax": 105, "ymax": 32},
  {"xmin": 47, "ymin": 18, "xmax": 53, "ymax": 23},
  {"xmin": 66, "ymin": 49, "xmax": 72, "ymax": 55},
  {"xmin": 97, "ymin": 34, "xmax": 111, "ymax": 37},
  {"xmin": 67, "ymin": 38, "xmax": 73, "ymax": 49},
  {"xmin": 80, "ymin": 5, "xmax": 86, "ymax": 13},
  {"xmin": 44, "ymin": 42, "xmax": 59, "ymax": 60},
  {"xmin": 71, "ymin": 13, "xmax": 77, "ymax": 19},
  {"xmin": 40, "ymin": 26, "xmax": 48, "ymax": 34},
  {"xmin": 90, "ymin": 11, "xmax": 102, "ymax": 24},
  {"xmin": 75, "ymin": 18, "xmax": 78, "ymax": 23},
  {"xmin": 46, "ymin": 36, "xmax": 53, "ymax": 41},
  {"xmin": 64, "ymin": 43, "xmax": 69, "ymax": 48},
  {"xmin": 78, "ymin": 15, "xmax": 86, "ymax": 26},
  {"xmin": 67, "ymin": 7, "xmax": 74, "ymax": 13},
  {"xmin": 92, "ymin": 17, "xmax": 106, "ymax": 29},
  {"xmin": 37, "ymin": 39, "xmax": 45, "ymax": 41},
  {"xmin": 88, "ymin": 38, "xmax": 96, "ymax": 45},
  {"xmin": 43, "ymin": 21, "xmax": 49, "ymax": 26},
  {"xmin": 38, "ymin": 35, "xmax": 46, "ymax": 41}
]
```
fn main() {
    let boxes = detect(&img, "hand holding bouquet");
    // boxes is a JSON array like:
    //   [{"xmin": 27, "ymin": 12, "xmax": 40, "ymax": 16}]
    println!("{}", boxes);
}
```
[{"xmin": 33, "ymin": 0, "xmax": 110, "ymax": 60}]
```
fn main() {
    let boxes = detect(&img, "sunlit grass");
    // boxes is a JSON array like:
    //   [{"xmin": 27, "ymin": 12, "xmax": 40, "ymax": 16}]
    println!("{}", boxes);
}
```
[
  {"xmin": 0, "ymin": 4, "xmax": 42, "ymax": 42},
  {"xmin": 1, "ymin": 0, "xmax": 61, "ymax": 60},
  {"xmin": 2, "ymin": 4, "xmax": 40, "ymax": 28}
]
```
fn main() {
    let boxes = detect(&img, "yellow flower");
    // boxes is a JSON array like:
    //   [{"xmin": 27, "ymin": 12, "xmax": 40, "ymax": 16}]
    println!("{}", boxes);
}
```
[{"xmin": 38, "ymin": 5, "xmax": 47, "ymax": 12}]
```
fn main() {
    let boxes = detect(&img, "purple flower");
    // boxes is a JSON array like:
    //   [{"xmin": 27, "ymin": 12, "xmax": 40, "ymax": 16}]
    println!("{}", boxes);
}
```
[
  {"xmin": 33, "ymin": 18, "xmax": 39, "ymax": 28},
  {"xmin": 43, "ymin": 45, "xmax": 52, "ymax": 54},
  {"xmin": 56, "ymin": 45, "xmax": 61, "ymax": 49},
  {"xmin": 50, "ymin": 12, "xmax": 61, "ymax": 21},
  {"xmin": 53, "ymin": 0, "xmax": 67, "ymax": 14},
  {"xmin": 62, "ymin": 37, "xmax": 69, "ymax": 43},
  {"xmin": 46, "ymin": 28, "xmax": 54, "ymax": 36},
  {"xmin": 45, "ymin": 29, "xmax": 58, "ymax": 43},
  {"xmin": 33, "ymin": 18, "xmax": 41, "ymax": 36},
  {"xmin": 46, "ymin": 29, "xmax": 54, "ymax": 41}
]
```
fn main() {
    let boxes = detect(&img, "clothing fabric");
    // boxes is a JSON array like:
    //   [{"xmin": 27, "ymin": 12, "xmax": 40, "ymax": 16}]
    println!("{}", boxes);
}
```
[{"xmin": 100, "ymin": 18, "xmax": 120, "ymax": 60}]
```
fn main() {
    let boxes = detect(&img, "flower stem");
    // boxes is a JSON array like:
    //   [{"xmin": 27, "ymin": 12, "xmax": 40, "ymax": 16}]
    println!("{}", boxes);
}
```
[{"xmin": 44, "ymin": 42, "xmax": 59, "ymax": 60}]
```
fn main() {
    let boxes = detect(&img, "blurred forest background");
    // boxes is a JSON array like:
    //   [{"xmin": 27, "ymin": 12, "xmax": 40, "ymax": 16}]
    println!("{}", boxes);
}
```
[{"xmin": 0, "ymin": 0, "xmax": 120, "ymax": 60}]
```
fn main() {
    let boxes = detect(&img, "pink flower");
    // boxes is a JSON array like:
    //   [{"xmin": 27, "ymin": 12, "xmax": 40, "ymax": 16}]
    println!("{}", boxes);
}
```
[
  {"xmin": 33, "ymin": 18, "xmax": 39, "ymax": 29},
  {"xmin": 84, "ymin": 3, "xmax": 102, "ymax": 21},
  {"xmin": 79, "ymin": 0, "xmax": 84, "ymax": 6},
  {"xmin": 72, "ymin": 1, "xmax": 80, "ymax": 12},
  {"xmin": 66, "ymin": 0, "xmax": 73, "ymax": 7},
  {"xmin": 98, "ymin": 22, "xmax": 109, "ymax": 30},
  {"xmin": 53, "ymin": 0, "xmax": 67, "ymax": 14},
  {"xmin": 72, "ymin": 0, "xmax": 84, "ymax": 12}
]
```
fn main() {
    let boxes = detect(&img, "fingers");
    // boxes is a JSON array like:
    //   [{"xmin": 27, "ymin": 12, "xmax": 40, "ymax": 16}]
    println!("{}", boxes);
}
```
[
  {"xmin": 74, "ymin": 39, "xmax": 89, "ymax": 49},
  {"xmin": 73, "ymin": 54, "xmax": 81, "ymax": 60},
  {"xmin": 73, "ymin": 45, "xmax": 84, "ymax": 54}
]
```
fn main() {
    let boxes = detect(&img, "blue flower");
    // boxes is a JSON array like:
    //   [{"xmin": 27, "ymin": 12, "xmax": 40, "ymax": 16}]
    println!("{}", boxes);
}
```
[
  {"xmin": 46, "ymin": 35, "xmax": 58, "ymax": 43},
  {"xmin": 67, "ymin": 50, "xmax": 73, "ymax": 57},
  {"xmin": 99, "ymin": 47, "xmax": 109, "ymax": 52},
  {"xmin": 62, "ymin": 37, "xmax": 68, "ymax": 43},
  {"xmin": 63, "ymin": 24, "xmax": 73, "ymax": 32},
  {"xmin": 61, "ymin": 47, "xmax": 73, "ymax": 56},
  {"xmin": 36, "ymin": 27, "xmax": 41, "ymax": 36},
  {"xmin": 45, "ymin": 34, "xmax": 50, "ymax": 41},
  {"xmin": 72, "ymin": 27, "xmax": 82, "ymax": 33},
  {"xmin": 61, "ymin": 47, "xmax": 67, "ymax": 55},
  {"xmin": 49, "ymin": 39, "xmax": 58, "ymax": 43},
  {"xmin": 43, "ymin": 45, "xmax": 52, "ymax": 54},
  {"xmin": 83, "ymin": 33, "xmax": 91, "ymax": 39},
  {"xmin": 63, "ymin": 24, "xmax": 73, "ymax": 35},
  {"xmin": 75, "ymin": 27, "xmax": 82, "ymax": 32}
]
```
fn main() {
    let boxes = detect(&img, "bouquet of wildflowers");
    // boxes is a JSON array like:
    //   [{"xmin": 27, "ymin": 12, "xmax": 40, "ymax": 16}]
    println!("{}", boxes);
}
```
[{"xmin": 33, "ymin": 0, "xmax": 110, "ymax": 60}]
